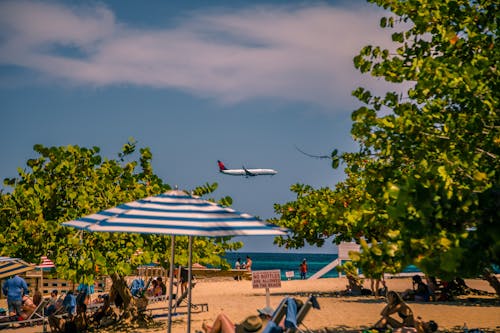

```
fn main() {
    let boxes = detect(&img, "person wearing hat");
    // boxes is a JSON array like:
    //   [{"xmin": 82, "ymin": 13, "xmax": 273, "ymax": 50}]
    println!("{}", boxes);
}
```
[{"xmin": 201, "ymin": 305, "xmax": 274, "ymax": 333}]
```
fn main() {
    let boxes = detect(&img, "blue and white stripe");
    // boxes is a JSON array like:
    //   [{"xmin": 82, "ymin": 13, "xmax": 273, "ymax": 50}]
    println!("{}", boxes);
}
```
[
  {"xmin": 63, "ymin": 190, "xmax": 287, "ymax": 236},
  {"xmin": 0, "ymin": 256, "xmax": 35, "ymax": 279}
]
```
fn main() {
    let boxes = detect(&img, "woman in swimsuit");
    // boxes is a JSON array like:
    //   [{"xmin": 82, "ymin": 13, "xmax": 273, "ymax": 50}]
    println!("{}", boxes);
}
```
[{"xmin": 374, "ymin": 291, "xmax": 415, "ymax": 329}]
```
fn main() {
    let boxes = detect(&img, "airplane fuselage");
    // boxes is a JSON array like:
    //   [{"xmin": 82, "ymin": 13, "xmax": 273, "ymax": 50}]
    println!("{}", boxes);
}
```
[
  {"xmin": 220, "ymin": 168, "xmax": 278, "ymax": 176},
  {"xmin": 217, "ymin": 160, "xmax": 277, "ymax": 177}
]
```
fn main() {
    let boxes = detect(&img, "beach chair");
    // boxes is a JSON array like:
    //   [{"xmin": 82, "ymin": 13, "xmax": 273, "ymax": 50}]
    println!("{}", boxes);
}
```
[
  {"xmin": 287, "ymin": 295, "xmax": 320, "ymax": 333},
  {"xmin": 172, "ymin": 282, "xmax": 209, "ymax": 313},
  {"xmin": 263, "ymin": 295, "xmax": 320, "ymax": 333},
  {"xmin": 147, "ymin": 294, "xmax": 170, "ymax": 304},
  {"xmin": 0, "ymin": 297, "xmax": 51, "ymax": 329},
  {"xmin": 146, "ymin": 282, "xmax": 208, "ymax": 319}
]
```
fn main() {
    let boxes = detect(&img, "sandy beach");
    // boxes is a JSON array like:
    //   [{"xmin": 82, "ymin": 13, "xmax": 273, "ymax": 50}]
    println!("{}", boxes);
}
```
[{"xmin": 2, "ymin": 276, "xmax": 499, "ymax": 333}]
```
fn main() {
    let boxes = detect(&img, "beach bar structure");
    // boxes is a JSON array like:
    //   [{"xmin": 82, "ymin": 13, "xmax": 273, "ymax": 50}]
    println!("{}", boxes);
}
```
[
  {"xmin": 308, "ymin": 242, "xmax": 360, "ymax": 280},
  {"xmin": 0, "ymin": 271, "xmax": 108, "ymax": 300}
]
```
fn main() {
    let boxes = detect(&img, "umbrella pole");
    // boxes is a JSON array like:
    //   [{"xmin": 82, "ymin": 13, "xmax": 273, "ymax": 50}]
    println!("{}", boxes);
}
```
[
  {"xmin": 187, "ymin": 236, "xmax": 193, "ymax": 333},
  {"xmin": 40, "ymin": 269, "xmax": 46, "ymax": 333},
  {"xmin": 167, "ymin": 235, "xmax": 176, "ymax": 333}
]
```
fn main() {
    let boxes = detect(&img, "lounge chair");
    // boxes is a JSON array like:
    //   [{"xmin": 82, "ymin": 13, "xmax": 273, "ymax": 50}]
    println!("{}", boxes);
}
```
[
  {"xmin": 147, "ymin": 294, "xmax": 170, "ymax": 304},
  {"xmin": 172, "ymin": 283, "xmax": 208, "ymax": 313},
  {"xmin": 0, "ymin": 297, "xmax": 51, "ymax": 329},
  {"xmin": 146, "ymin": 282, "xmax": 208, "ymax": 318},
  {"xmin": 263, "ymin": 295, "xmax": 320, "ymax": 333},
  {"xmin": 288, "ymin": 295, "xmax": 320, "ymax": 333}
]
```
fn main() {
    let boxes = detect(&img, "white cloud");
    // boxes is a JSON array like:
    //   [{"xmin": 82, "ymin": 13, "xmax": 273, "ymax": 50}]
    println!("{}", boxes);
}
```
[{"xmin": 0, "ymin": 1, "xmax": 393, "ymax": 109}]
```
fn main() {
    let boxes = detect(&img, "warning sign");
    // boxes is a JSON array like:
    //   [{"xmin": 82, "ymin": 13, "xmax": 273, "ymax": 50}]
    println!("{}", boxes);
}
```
[{"xmin": 252, "ymin": 270, "xmax": 281, "ymax": 289}]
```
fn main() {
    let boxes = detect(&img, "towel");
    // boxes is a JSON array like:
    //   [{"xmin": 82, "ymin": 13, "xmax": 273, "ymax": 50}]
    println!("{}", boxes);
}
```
[
  {"xmin": 130, "ymin": 278, "xmax": 145, "ymax": 297},
  {"xmin": 284, "ymin": 298, "xmax": 298, "ymax": 329},
  {"xmin": 262, "ymin": 320, "xmax": 283, "ymax": 333}
]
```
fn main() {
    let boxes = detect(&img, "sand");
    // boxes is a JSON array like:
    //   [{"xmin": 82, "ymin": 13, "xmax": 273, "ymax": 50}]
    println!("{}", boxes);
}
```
[{"xmin": 2, "ymin": 276, "xmax": 499, "ymax": 333}]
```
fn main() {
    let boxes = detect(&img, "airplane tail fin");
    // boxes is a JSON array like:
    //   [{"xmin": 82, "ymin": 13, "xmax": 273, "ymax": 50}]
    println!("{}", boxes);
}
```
[{"xmin": 217, "ymin": 160, "xmax": 227, "ymax": 171}]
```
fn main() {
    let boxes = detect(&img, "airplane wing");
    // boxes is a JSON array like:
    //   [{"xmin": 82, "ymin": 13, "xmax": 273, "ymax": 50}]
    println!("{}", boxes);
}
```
[{"xmin": 243, "ymin": 167, "xmax": 256, "ymax": 177}]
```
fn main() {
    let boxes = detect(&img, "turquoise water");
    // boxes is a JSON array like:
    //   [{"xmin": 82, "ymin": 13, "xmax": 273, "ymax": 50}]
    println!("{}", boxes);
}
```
[
  {"xmin": 222, "ymin": 252, "xmax": 424, "ymax": 280},
  {"xmin": 223, "ymin": 252, "xmax": 340, "ymax": 280}
]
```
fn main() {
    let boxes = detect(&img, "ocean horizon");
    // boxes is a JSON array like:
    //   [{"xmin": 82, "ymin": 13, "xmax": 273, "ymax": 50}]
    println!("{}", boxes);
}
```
[
  {"xmin": 223, "ymin": 252, "xmax": 341, "ymax": 280},
  {"xmin": 221, "ymin": 252, "xmax": 422, "ymax": 280}
]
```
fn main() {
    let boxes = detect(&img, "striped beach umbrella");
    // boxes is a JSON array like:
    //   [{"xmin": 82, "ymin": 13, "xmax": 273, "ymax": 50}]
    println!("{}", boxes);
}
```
[
  {"xmin": 0, "ymin": 256, "xmax": 35, "ymax": 279},
  {"xmin": 36, "ymin": 256, "xmax": 55, "ymax": 270},
  {"xmin": 35, "ymin": 256, "xmax": 56, "ymax": 296},
  {"xmin": 63, "ymin": 189, "xmax": 288, "ymax": 333},
  {"xmin": 63, "ymin": 190, "xmax": 286, "ymax": 236}
]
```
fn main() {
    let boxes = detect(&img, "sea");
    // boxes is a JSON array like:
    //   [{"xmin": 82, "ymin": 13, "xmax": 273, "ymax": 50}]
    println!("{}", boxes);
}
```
[
  {"xmin": 223, "ymin": 252, "xmax": 338, "ymax": 280},
  {"xmin": 221, "ymin": 252, "xmax": 421, "ymax": 280}
]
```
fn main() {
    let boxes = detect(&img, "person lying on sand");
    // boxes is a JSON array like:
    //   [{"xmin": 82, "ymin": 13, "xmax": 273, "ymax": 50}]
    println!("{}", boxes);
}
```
[
  {"xmin": 202, "ymin": 306, "xmax": 275, "ymax": 333},
  {"xmin": 393, "ymin": 319, "xmax": 438, "ymax": 333}
]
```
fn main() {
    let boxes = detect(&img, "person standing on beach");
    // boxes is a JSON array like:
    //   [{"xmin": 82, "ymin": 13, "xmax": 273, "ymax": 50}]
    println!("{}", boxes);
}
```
[
  {"xmin": 235, "ymin": 258, "xmax": 242, "ymax": 269},
  {"xmin": 300, "ymin": 259, "xmax": 308, "ymax": 279},
  {"xmin": 245, "ymin": 256, "xmax": 252, "ymax": 271},
  {"xmin": 2, "ymin": 274, "xmax": 29, "ymax": 317}
]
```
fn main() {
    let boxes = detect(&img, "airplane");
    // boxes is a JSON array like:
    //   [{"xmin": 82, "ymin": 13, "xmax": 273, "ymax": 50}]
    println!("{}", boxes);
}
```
[{"xmin": 217, "ymin": 160, "xmax": 278, "ymax": 177}]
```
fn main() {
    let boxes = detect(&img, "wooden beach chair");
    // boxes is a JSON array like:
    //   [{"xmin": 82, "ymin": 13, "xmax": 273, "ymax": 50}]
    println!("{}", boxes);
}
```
[
  {"xmin": 172, "ymin": 283, "xmax": 208, "ymax": 313},
  {"xmin": 146, "ymin": 282, "xmax": 208, "ymax": 319},
  {"xmin": 0, "ymin": 297, "xmax": 50, "ymax": 329},
  {"xmin": 147, "ymin": 294, "xmax": 169, "ymax": 304}
]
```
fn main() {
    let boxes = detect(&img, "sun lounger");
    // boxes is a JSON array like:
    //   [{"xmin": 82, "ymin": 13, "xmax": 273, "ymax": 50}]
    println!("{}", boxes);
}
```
[
  {"xmin": 287, "ymin": 295, "xmax": 320, "ymax": 333},
  {"xmin": 263, "ymin": 295, "xmax": 320, "ymax": 333},
  {"xmin": 147, "ymin": 294, "xmax": 170, "ymax": 304},
  {"xmin": 0, "ymin": 297, "xmax": 50, "ymax": 329},
  {"xmin": 145, "ymin": 283, "xmax": 208, "ymax": 318}
]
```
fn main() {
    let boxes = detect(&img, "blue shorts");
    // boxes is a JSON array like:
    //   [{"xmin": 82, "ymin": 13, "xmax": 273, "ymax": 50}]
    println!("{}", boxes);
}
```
[{"xmin": 7, "ymin": 299, "xmax": 22, "ymax": 316}]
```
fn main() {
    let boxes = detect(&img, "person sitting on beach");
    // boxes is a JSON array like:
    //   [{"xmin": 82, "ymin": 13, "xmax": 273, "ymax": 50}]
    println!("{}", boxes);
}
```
[
  {"xmin": 412, "ymin": 275, "xmax": 430, "ymax": 302},
  {"xmin": 130, "ymin": 278, "xmax": 145, "ymax": 297},
  {"xmin": 147, "ymin": 279, "xmax": 159, "ymax": 297},
  {"xmin": 402, "ymin": 275, "xmax": 430, "ymax": 302},
  {"xmin": 62, "ymin": 291, "xmax": 77, "ymax": 317},
  {"xmin": 45, "ymin": 290, "xmax": 62, "ymax": 316},
  {"xmin": 373, "ymin": 291, "xmax": 415, "ymax": 329},
  {"xmin": 33, "ymin": 287, "xmax": 42, "ymax": 306},
  {"xmin": 377, "ymin": 279, "xmax": 388, "ymax": 297},
  {"xmin": 19, "ymin": 295, "xmax": 36, "ymax": 320},
  {"xmin": 345, "ymin": 274, "xmax": 372, "ymax": 296},
  {"xmin": 202, "ymin": 305, "xmax": 275, "ymax": 333},
  {"xmin": 157, "ymin": 277, "xmax": 166, "ymax": 295}
]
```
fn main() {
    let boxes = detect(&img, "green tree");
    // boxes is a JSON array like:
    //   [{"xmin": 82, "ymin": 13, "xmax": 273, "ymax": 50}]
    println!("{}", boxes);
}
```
[
  {"xmin": 0, "ymin": 141, "xmax": 242, "ymax": 321},
  {"xmin": 273, "ymin": 0, "xmax": 499, "ymax": 294}
]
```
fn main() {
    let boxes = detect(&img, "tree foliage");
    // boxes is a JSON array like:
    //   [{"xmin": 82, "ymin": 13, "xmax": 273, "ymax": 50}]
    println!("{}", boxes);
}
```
[
  {"xmin": 272, "ymin": 0, "xmax": 499, "ymax": 287},
  {"xmin": 0, "ymin": 140, "xmax": 242, "ymax": 285}
]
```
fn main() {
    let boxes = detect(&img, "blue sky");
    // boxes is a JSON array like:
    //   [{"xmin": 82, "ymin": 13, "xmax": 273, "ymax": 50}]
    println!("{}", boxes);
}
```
[{"xmin": 0, "ymin": 0, "xmax": 392, "ymax": 254}]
